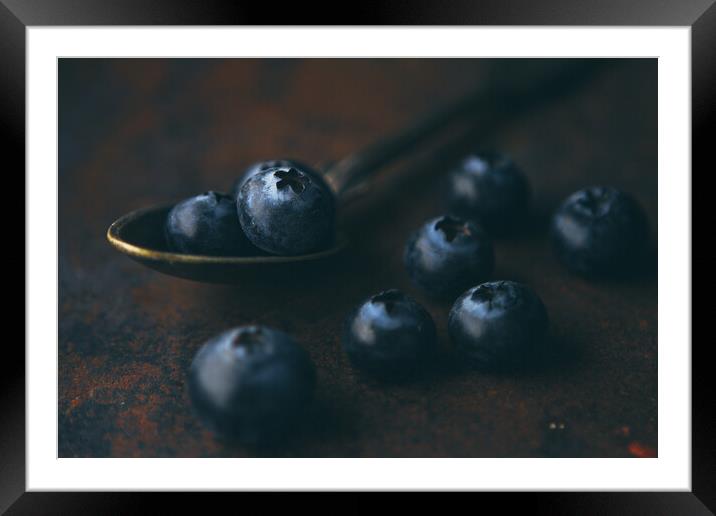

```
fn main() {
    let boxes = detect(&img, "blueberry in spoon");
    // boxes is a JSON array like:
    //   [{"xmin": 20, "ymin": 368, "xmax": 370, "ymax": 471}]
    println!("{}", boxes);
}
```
[
  {"xmin": 237, "ymin": 166, "xmax": 336, "ymax": 256},
  {"xmin": 165, "ymin": 191, "xmax": 257, "ymax": 256}
]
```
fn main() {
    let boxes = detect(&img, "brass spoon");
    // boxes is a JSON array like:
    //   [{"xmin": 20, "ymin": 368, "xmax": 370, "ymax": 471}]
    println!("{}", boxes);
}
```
[{"xmin": 107, "ymin": 61, "xmax": 604, "ymax": 284}]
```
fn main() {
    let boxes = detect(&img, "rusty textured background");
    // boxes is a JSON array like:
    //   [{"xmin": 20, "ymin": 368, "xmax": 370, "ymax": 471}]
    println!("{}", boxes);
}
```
[{"xmin": 58, "ymin": 58, "xmax": 657, "ymax": 458}]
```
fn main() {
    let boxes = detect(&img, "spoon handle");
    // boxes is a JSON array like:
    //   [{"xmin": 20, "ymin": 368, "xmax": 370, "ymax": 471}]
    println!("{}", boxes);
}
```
[{"xmin": 323, "ymin": 59, "xmax": 608, "ymax": 202}]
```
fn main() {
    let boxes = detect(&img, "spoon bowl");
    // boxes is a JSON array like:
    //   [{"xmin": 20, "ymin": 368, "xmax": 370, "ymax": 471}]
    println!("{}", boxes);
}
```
[{"xmin": 107, "ymin": 204, "xmax": 349, "ymax": 284}]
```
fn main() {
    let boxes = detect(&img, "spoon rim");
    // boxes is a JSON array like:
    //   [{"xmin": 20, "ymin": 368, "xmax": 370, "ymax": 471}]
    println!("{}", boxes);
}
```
[{"xmin": 106, "ymin": 204, "xmax": 349, "ymax": 265}]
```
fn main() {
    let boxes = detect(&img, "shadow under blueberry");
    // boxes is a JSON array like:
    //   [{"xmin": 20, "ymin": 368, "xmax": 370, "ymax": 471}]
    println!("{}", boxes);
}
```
[
  {"xmin": 444, "ymin": 330, "xmax": 587, "ymax": 380},
  {"xmin": 214, "ymin": 392, "xmax": 359, "ymax": 458},
  {"xmin": 346, "ymin": 346, "xmax": 459, "ymax": 388},
  {"xmin": 525, "ymin": 330, "xmax": 588, "ymax": 377},
  {"xmin": 186, "ymin": 257, "xmax": 351, "ymax": 307},
  {"xmin": 574, "ymin": 238, "xmax": 658, "ymax": 286}
]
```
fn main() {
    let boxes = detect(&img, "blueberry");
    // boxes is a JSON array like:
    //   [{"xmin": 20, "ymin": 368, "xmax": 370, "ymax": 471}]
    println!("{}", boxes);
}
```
[
  {"xmin": 404, "ymin": 215, "xmax": 494, "ymax": 299},
  {"xmin": 551, "ymin": 186, "xmax": 650, "ymax": 277},
  {"xmin": 231, "ymin": 159, "xmax": 329, "ymax": 198},
  {"xmin": 342, "ymin": 289, "xmax": 437, "ymax": 377},
  {"xmin": 238, "ymin": 166, "xmax": 336, "ymax": 255},
  {"xmin": 448, "ymin": 281, "xmax": 548, "ymax": 370},
  {"xmin": 187, "ymin": 326, "xmax": 316, "ymax": 445},
  {"xmin": 445, "ymin": 151, "xmax": 530, "ymax": 233},
  {"xmin": 165, "ymin": 191, "xmax": 256, "ymax": 256}
]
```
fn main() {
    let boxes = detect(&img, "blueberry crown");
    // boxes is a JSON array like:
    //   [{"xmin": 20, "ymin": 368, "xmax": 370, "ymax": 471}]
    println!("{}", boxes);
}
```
[
  {"xmin": 231, "ymin": 327, "xmax": 264, "ymax": 352},
  {"xmin": 462, "ymin": 151, "xmax": 509, "ymax": 172},
  {"xmin": 470, "ymin": 281, "xmax": 519, "ymax": 310},
  {"xmin": 573, "ymin": 187, "xmax": 615, "ymax": 217},
  {"xmin": 370, "ymin": 289, "xmax": 406, "ymax": 315},
  {"xmin": 435, "ymin": 216, "xmax": 471, "ymax": 242},
  {"xmin": 275, "ymin": 168, "xmax": 310, "ymax": 194}
]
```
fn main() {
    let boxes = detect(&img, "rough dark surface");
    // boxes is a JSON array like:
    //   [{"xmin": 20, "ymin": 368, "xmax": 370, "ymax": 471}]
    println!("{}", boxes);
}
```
[{"xmin": 59, "ymin": 58, "xmax": 657, "ymax": 458}]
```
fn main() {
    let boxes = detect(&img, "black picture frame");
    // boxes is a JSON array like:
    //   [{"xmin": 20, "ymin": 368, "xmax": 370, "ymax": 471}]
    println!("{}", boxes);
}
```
[{"xmin": 5, "ymin": 0, "xmax": 710, "ymax": 512}]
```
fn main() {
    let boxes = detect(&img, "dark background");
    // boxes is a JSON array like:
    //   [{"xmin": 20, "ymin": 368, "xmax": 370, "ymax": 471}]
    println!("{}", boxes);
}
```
[{"xmin": 58, "ymin": 58, "xmax": 657, "ymax": 458}]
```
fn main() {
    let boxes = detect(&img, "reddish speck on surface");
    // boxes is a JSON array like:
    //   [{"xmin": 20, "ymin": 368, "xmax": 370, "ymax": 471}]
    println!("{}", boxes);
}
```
[{"xmin": 628, "ymin": 441, "xmax": 656, "ymax": 458}]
